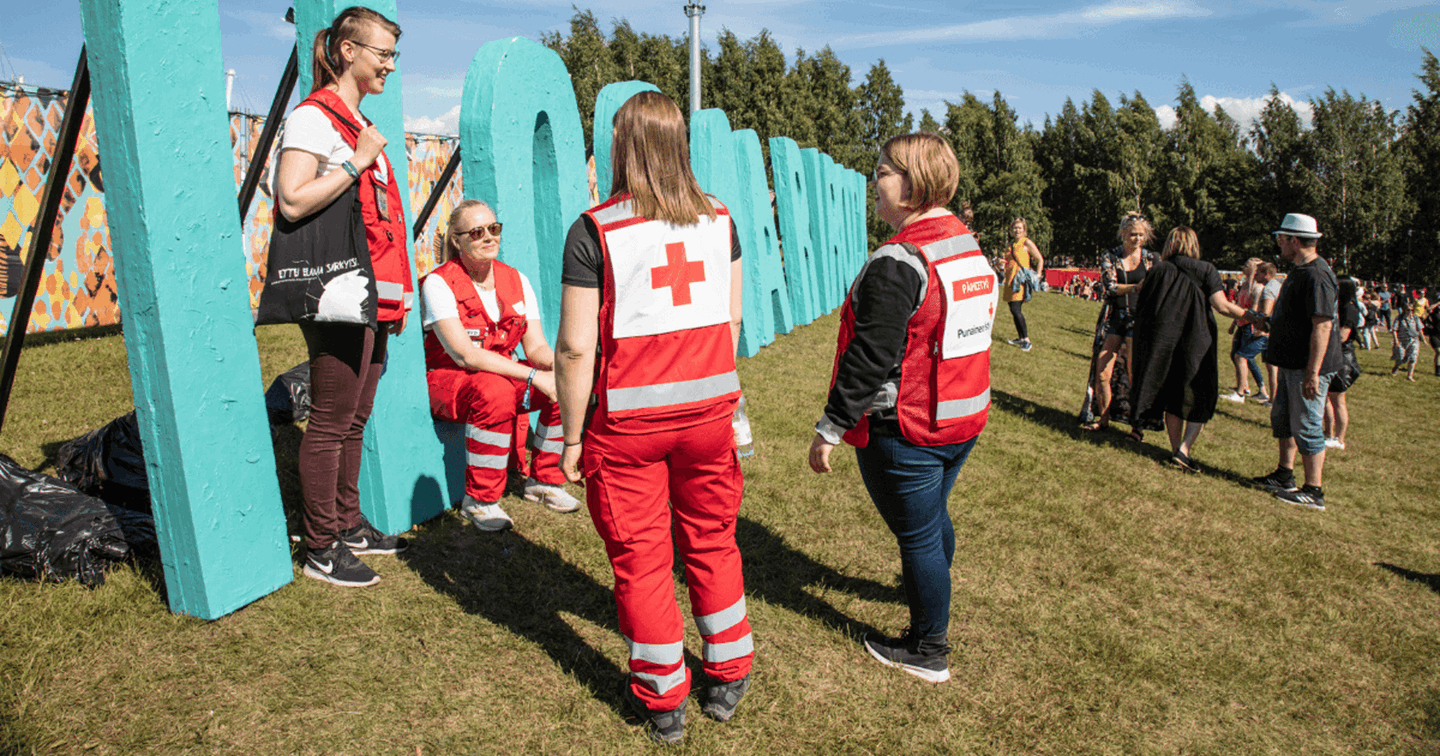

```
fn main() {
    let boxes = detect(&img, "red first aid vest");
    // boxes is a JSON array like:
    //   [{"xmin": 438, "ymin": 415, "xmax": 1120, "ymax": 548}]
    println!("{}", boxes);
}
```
[
  {"xmin": 295, "ymin": 89, "xmax": 413, "ymax": 321},
  {"xmin": 586, "ymin": 195, "xmax": 740, "ymax": 427},
  {"xmin": 423, "ymin": 259, "xmax": 528, "ymax": 372},
  {"xmin": 831, "ymin": 215, "xmax": 997, "ymax": 447}
]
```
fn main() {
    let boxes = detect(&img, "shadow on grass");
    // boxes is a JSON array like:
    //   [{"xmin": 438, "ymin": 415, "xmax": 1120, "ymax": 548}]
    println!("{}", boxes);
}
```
[
  {"xmin": 1374, "ymin": 562, "xmax": 1440, "ymax": 596},
  {"xmin": 398, "ymin": 521, "xmax": 627, "ymax": 714},
  {"xmin": 734, "ymin": 516, "xmax": 892, "ymax": 640}
]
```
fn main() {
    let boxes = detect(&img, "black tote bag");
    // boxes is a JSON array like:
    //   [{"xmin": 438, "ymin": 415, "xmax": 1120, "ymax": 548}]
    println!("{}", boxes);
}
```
[{"xmin": 256, "ymin": 183, "xmax": 378, "ymax": 327}]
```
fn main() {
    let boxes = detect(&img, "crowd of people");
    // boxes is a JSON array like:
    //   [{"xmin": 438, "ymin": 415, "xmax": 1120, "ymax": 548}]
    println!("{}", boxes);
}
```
[{"xmin": 255, "ymin": 6, "xmax": 1432, "ymax": 746}]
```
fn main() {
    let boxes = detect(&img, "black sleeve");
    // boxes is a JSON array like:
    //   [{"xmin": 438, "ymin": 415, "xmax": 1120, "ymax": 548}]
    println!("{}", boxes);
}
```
[
  {"xmin": 1311, "ymin": 269, "xmax": 1338, "ymax": 320},
  {"xmin": 561, "ymin": 215, "xmax": 604, "ymax": 289},
  {"xmin": 1202, "ymin": 261, "xmax": 1223, "ymax": 299},
  {"xmin": 560, "ymin": 215, "xmax": 740, "ymax": 289},
  {"xmin": 822, "ymin": 256, "xmax": 925, "ymax": 430}
]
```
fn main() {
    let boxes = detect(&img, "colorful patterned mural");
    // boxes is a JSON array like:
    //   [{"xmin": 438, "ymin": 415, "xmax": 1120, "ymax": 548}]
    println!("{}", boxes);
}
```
[{"xmin": 0, "ymin": 82, "xmax": 463, "ymax": 335}]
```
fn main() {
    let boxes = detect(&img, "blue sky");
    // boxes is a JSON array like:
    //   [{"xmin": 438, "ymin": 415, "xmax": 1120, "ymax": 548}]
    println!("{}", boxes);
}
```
[{"xmin": 3, "ymin": 1, "xmax": 1438, "ymax": 137}]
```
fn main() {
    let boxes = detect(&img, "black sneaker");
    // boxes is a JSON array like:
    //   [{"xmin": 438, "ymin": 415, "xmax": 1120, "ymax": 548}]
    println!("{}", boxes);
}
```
[
  {"xmin": 1250, "ymin": 469, "xmax": 1298, "ymax": 493},
  {"xmin": 700, "ymin": 673, "xmax": 751, "ymax": 722},
  {"xmin": 302, "ymin": 541, "xmax": 380, "ymax": 587},
  {"xmin": 1168, "ymin": 452, "xmax": 1199, "ymax": 473},
  {"xmin": 341, "ymin": 516, "xmax": 408, "ymax": 555},
  {"xmin": 863, "ymin": 628, "xmax": 950, "ymax": 683},
  {"xmin": 621, "ymin": 679, "xmax": 685, "ymax": 745},
  {"xmin": 1275, "ymin": 485, "xmax": 1325, "ymax": 511}
]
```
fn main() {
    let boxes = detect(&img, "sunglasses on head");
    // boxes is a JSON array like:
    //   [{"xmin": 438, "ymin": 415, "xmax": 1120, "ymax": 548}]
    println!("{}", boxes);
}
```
[{"xmin": 457, "ymin": 222, "xmax": 502, "ymax": 241}]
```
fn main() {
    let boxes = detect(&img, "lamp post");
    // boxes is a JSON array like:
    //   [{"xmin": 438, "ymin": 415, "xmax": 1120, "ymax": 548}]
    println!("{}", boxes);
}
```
[{"xmin": 684, "ymin": 2, "xmax": 705, "ymax": 115}]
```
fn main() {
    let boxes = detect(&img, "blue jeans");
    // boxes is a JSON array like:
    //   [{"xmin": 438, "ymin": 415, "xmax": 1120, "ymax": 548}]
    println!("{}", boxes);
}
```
[{"xmin": 855, "ymin": 432, "xmax": 979, "ymax": 638}]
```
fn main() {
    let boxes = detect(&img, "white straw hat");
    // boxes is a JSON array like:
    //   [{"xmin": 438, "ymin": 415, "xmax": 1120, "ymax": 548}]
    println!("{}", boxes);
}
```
[{"xmin": 1273, "ymin": 213, "xmax": 1322, "ymax": 239}]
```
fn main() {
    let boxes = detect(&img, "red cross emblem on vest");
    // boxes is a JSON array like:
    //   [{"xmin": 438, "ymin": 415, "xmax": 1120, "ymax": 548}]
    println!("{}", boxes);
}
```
[{"xmin": 651, "ymin": 242, "xmax": 706, "ymax": 306}]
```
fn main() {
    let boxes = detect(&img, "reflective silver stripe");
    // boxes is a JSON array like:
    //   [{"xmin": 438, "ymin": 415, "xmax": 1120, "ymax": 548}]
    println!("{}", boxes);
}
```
[
  {"xmin": 466, "ymin": 426, "xmax": 511, "ymax": 448},
  {"xmin": 534, "ymin": 422, "xmax": 563, "ymax": 439},
  {"xmin": 607, "ymin": 371, "xmax": 740, "ymax": 412},
  {"xmin": 694, "ymin": 597, "xmax": 747, "ymax": 636},
  {"xmin": 936, "ymin": 388, "xmax": 991, "ymax": 421},
  {"xmin": 466, "ymin": 452, "xmax": 508, "ymax": 470},
  {"xmin": 627, "ymin": 637, "xmax": 684, "ymax": 665},
  {"xmin": 535, "ymin": 437, "xmax": 564, "ymax": 454},
  {"xmin": 591, "ymin": 201, "xmax": 634, "ymax": 226},
  {"xmin": 377, "ymin": 280, "xmax": 405, "ymax": 301},
  {"xmin": 924, "ymin": 232, "xmax": 981, "ymax": 257},
  {"xmin": 702, "ymin": 634, "xmax": 754, "ymax": 663},
  {"xmin": 632, "ymin": 669, "xmax": 687, "ymax": 695}
]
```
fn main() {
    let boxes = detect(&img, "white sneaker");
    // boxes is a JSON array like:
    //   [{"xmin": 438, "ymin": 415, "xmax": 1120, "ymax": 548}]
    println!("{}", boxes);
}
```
[
  {"xmin": 1324, "ymin": 437, "xmax": 1345, "ymax": 450},
  {"xmin": 522, "ymin": 478, "xmax": 581, "ymax": 513},
  {"xmin": 460, "ymin": 496, "xmax": 513, "ymax": 532},
  {"xmin": 1221, "ymin": 390, "xmax": 1246, "ymax": 403}
]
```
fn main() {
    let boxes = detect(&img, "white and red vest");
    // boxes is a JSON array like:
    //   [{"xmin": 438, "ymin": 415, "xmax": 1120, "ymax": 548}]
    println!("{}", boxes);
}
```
[
  {"xmin": 296, "ymin": 89, "xmax": 413, "ymax": 321},
  {"xmin": 586, "ymin": 195, "xmax": 740, "ymax": 425},
  {"xmin": 423, "ymin": 259, "xmax": 528, "ymax": 372},
  {"xmin": 832, "ymin": 215, "xmax": 997, "ymax": 447}
]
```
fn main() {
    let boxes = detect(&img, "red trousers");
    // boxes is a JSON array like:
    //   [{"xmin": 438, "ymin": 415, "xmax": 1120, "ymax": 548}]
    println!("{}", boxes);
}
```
[
  {"xmin": 428, "ymin": 367, "xmax": 564, "ymax": 502},
  {"xmin": 582, "ymin": 411, "xmax": 753, "ymax": 711}
]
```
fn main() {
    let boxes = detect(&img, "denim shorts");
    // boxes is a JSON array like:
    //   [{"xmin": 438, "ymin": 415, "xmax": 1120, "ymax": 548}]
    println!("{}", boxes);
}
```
[
  {"xmin": 1103, "ymin": 307, "xmax": 1134, "ymax": 339},
  {"xmin": 1270, "ymin": 367, "xmax": 1333, "ymax": 456},
  {"xmin": 1233, "ymin": 327, "xmax": 1268, "ymax": 359}
]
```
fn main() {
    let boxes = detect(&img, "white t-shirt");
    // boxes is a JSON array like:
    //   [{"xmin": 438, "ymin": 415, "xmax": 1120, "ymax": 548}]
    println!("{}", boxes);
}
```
[
  {"xmin": 272, "ymin": 105, "xmax": 390, "ymax": 187},
  {"xmin": 1261, "ymin": 277, "xmax": 1283, "ymax": 304},
  {"xmin": 420, "ymin": 268, "xmax": 541, "ymax": 330}
]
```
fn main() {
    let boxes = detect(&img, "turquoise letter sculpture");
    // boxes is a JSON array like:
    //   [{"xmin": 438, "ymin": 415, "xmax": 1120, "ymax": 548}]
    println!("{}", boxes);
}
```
[
  {"xmin": 769, "ymin": 137, "xmax": 820, "ymax": 326},
  {"xmin": 593, "ymin": 81, "xmax": 659, "ymax": 200},
  {"xmin": 295, "ymin": 0, "xmax": 450, "ymax": 535},
  {"xmin": 732, "ymin": 129, "xmax": 792, "ymax": 354},
  {"xmin": 78, "ymin": 0, "xmax": 291, "ymax": 619},
  {"xmin": 800, "ymin": 148, "xmax": 840, "ymax": 312}
]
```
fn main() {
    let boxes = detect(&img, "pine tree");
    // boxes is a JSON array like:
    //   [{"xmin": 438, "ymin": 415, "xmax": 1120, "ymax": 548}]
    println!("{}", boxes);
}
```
[{"xmin": 1401, "ymin": 48, "xmax": 1440, "ymax": 284}]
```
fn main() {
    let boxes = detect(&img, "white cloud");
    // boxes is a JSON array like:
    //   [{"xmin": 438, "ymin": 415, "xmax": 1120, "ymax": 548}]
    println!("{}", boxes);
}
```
[
  {"xmin": 405, "ymin": 105, "xmax": 461, "ymax": 136},
  {"xmin": 831, "ymin": 1, "xmax": 1211, "ymax": 49},
  {"xmin": 1153, "ymin": 92, "xmax": 1315, "ymax": 131}
]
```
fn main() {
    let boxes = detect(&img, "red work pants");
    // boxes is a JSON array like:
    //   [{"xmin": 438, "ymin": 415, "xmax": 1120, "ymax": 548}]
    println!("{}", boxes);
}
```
[
  {"xmin": 428, "ymin": 367, "xmax": 564, "ymax": 502},
  {"xmin": 582, "ymin": 411, "xmax": 753, "ymax": 711}
]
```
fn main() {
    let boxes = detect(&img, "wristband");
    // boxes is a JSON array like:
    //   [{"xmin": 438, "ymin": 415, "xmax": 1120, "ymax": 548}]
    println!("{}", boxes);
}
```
[
  {"xmin": 340, "ymin": 160, "xmax": 360, "ymax": 180},
  {"xmin": 564, "ymin": 440, "xmax": 583, "ymax": 447}
]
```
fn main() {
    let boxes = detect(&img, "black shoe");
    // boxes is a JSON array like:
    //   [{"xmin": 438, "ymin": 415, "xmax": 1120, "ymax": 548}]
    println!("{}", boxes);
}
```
[
  {"xmin": 341, "ymin": 516, "xmax": 408, "ymax": 555},
  {"xmin": 1275, "ymin": 484, "xmax": 1325, "ymax": 511},
  {"xmin": 1168, "ymin": 452, "xmax": 1199, "ymax": 473},
  {"xmin": 302, "ymin": 541, "xmax": 380, "ymax": 587},
  {"xmin": 700, "ymin": 673, "xmax": 751, "ymax": 722},
  {"xmin": 1250, "ymin": 469, "xmax": 1298, "ymax": 493},
  {"xmin": 621, "ymin": 678, "xmax": 685, "ymax": 744},
  {"xmin": 863, "ymin": 628, "xmax": 950, "ymax": 683}
]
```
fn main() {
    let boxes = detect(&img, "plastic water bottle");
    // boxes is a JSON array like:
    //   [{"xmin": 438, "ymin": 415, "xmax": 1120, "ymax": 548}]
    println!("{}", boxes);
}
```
[{"xmin": 733, "ymin": 393, "xmax": 755, "ymax": 458}]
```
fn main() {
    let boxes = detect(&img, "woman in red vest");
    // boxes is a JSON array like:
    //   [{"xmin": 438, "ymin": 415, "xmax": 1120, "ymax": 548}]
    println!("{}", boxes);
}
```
[
  {"xmin": 271, "ymin": 7, "xmax": 412, "ymax": 588},
  {"xmin": 554, "ymin": 91, "xmax": 751, "ymax": 744},
  {"xmin": 422, "ymin": 199, "xmax": 579, "ymax": 530},
  {"xmin": 809, "ymin": 133, "xmax": 997, "ymax": 683}
]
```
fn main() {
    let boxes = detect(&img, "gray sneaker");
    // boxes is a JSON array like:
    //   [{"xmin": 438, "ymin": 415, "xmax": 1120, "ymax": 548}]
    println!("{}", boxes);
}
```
[
  {"xmin": 521, "ymin": 478, "xmax": 581, "ymax": 513},
  {"xmin": 460, "ymin": 496, "xmax": 513, "ymax": 532},
  {"xmin": 621, "ymin": 679, "xmax": 685, "ymax": 744},
  {"xmin": 700, "ymin": 673, "xmax": 751, "ymax": 722}
]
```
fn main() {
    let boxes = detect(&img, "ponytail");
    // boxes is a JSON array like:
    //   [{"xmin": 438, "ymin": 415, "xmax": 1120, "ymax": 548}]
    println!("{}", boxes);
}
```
[{"xmin": 311, "ymin": 28, "xmax": 339, "ymax": 92}]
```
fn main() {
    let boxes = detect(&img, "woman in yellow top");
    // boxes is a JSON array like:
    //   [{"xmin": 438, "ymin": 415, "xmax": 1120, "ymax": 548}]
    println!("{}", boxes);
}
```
[{"xmin": 1004, "ymin": 218, "xmax": 1044, "ymax": 351}]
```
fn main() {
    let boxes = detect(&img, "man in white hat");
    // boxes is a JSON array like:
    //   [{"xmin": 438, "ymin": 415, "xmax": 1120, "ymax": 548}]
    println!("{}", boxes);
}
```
[{"xmin": 1245, "ymin": 213, "xmax": 1342, "ymax": 511}]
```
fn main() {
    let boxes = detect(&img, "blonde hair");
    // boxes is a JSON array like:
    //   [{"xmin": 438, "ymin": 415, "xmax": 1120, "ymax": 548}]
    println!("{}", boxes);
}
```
[
  {"xmin": 1162, "ymin": 226, "xmax": 1201, "ymax": 260},
  {"xmin": 1011, "ymin": 217, "xmax": 1028, "ymax": 238},
  {"xmin": 311, "ymin": 7, "xmax": 402, "ymax": 93},
  {"xmin": 1118, "ymin": 212, "xmax": 1154, "ymax": 245},
  {"xmin": 880, "ymin": 133, "xmax": 959, "ymax": 213},
  {"xmin": 444, "ymin": 199, "xmax": 494, "ymax": 262},
  {"xmin": 610, "ymin": 91, "xmax": 715, "ymax": 226}
]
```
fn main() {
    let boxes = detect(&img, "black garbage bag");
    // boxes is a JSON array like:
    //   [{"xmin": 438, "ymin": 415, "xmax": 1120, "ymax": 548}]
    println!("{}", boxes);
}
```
[
  {"xmin": 54, "ymin": 411, "xmax": 150, "ymax": 513},
  {"xmin": 265, "ymin": 362, "xmax": 311, "ymax": 426},
  {"xmin": 0, "ymin": 452, "xmax": 156, "ymax": 587}
]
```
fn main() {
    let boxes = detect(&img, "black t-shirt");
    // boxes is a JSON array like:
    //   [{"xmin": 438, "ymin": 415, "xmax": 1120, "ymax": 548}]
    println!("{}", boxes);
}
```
[
  {"xmin": 1263, "ymin": 256, "xmax": 1342, "ymax": 372},
  {"xmin": 1170, "ymin": 255, "xmax": 1223, "ymax": 300},
  {"xmin": 561, "ymin": 213, "xmax": 743, "ymax": 289}
]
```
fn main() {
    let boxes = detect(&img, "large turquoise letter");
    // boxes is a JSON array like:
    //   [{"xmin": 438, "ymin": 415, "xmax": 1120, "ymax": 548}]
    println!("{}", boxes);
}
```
[
  {"xmin": 593, "ymin": 81, "xmax": 659, "ymax": 200},
  {"xmin": 295, "ymin": 0, "xmax": 450, "ymax": 534},
  {"xmin": 459, "ymin": 37, "xmax": 589, "ymax": 343},
  {"xmin": 768, "ymin": 137, "xmax": 819, "ymax": 326},
  {"xmin": 78, "ymin": 0, "xmax": 290, "ymax": 619},
  {"xmin": 800, "ymin": 148, "xmax": 839, "ymax": 312},
  {"xmin": 732, "ymin": 129, "xmax": 792, "ymax": 353}
]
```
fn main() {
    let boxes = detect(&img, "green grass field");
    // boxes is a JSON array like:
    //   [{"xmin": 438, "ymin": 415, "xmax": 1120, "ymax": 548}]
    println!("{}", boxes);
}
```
[{"xmin": 2, "ymin": 294, "xmax": 1439, "ymax": 755}]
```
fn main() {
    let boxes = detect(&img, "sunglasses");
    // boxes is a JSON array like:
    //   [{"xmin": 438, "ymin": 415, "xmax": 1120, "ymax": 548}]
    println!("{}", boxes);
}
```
[{"xmin": 456, "ymin": 222, "xmax": 502, "ymax": 241}]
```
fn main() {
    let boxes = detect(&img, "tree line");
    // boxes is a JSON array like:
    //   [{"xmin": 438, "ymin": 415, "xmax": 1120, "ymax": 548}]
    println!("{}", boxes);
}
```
[{"xmin": 545, "ymin": 10, "xmax": 1439, "ymax": 282}]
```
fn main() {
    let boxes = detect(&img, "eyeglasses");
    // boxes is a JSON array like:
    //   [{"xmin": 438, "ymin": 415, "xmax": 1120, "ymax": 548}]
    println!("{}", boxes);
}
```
[
  {"xmin": 456, "ymin": 222, "xmax": 502, "ymax": 241},
  {"xmin": 351, "ymin": 41, "xmax": 400, "ymax": 63}
]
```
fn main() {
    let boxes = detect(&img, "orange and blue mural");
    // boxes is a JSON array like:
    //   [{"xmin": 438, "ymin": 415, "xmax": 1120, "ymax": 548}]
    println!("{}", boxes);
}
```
[{"xmin": 0, "ymin": 82, "xmax": 461, "ymax": 335}]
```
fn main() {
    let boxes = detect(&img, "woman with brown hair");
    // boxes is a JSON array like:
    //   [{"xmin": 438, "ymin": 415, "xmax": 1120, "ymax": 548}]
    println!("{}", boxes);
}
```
[
  {"xmin": 1128, "ymin": 227, "xmax": 1250, "ymax": 470},
  {"xmin": 809, "ymin": 132, "xmax": 996, "ymax": 684},
  {"xmin": 265, "ymin": 7, "xmax": 412, "ymax": 587},
  {"xmin": 555, "ymin": 91, "xmax": 750, "ymax": 744}
]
